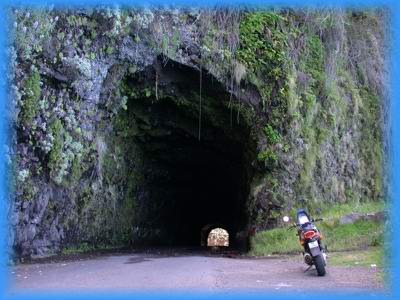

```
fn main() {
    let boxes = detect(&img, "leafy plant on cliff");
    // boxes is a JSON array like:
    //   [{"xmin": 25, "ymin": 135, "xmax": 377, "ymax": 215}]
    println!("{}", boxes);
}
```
[
  {"xmin": 237, "ymin": 12, "xmax": 287, "ymax": 73},
  {"xmin": 237, "ymin": 11, "xmax": 289, "ymax": 110},
  {"xmin": 257, "ymin": 149, "xmax": 278, "ymax": 169},
  {"xmin": 237, "ymin": 11, "xmax": 291, "ymax": 176},
  {"xmin": 13, "ymin": 9, "xmax": 57, "ymax": 60},
  {"xmin": 358, "ymin": 87, "xmax": 383, "ymax": 199},
  {"xmin": 48, "ymin": 119, "xmax": 64, "ymax": 184},
  {"xmin": 20, "ymin": 71, "xmax": 41, "ymax": 126},
  {"xmin": 263, "ymin": 124, "xmax": 281, "ymax": 144}
]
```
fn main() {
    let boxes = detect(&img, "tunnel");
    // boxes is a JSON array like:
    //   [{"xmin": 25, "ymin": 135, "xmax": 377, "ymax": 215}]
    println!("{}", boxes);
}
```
[{"xmin": 114, "ymin": 58, "xmax": 257, "ymax": 249}]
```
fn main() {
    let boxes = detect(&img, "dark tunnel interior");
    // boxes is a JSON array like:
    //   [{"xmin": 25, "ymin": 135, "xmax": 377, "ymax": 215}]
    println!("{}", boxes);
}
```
[{"xmin": 119, "ymin": 59, "xmax": 256, "ymax": 249}]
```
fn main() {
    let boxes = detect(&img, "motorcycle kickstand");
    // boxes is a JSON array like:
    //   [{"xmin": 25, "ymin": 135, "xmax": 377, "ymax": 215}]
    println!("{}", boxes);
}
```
[{"xmin": 304, "ymin": 265, "xmax": 314, "ymax": 273}]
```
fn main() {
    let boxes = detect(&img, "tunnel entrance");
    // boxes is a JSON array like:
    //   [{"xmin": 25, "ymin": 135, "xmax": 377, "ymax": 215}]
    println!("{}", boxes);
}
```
[
  {"xmin": 113, "ymin": 58, "xmax": 256, "ymax": 249},
  {"xmin": 207, "ymin": 228, "xmax": 229, "ymax": 247},
  {"xmin": 201, "ymin": 224, "xmax": 230, "ymax": 247}
]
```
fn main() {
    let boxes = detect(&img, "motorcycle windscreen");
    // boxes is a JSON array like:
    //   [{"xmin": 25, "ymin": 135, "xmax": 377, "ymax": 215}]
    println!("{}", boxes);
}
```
[{"xmin": 298, "ymin": 215, "xmax": 310, "ymax": 225}]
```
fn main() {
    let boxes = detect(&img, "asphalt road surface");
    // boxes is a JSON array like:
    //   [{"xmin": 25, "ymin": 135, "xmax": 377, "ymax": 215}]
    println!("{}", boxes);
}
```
[{"xmin": 8, "ymin": 249, "xmax": 385, "ymax": 294}]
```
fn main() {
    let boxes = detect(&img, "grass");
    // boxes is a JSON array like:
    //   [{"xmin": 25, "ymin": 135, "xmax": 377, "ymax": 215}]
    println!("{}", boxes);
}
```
[
  {"xmin": 327, "ymin": 247, "xmax": 388, "ymax": 286},
  {"xmin": 61, "ymin": 242, "xmax": 124, "ymax": 255},
  {"xmin": 328, "ymin": 247, "xmax": 383, "ymax": 267},
  {"xmin": 282, "ymin": 200, "xmax": 385, "ymax": 225},
  {"xmin": 320, "ymin": 220, "xmax": 383, "ymax": 251},
  {"xmin": 250, "ymin": 200, "xmax": 386, "ymax": 256},
  {"xmin": 318, "ymin": 201, "xmax": 385, "ymax": 219},
  {"xmin": 250, "ymin": 227, "xmax": 300, "ymax": 256}
]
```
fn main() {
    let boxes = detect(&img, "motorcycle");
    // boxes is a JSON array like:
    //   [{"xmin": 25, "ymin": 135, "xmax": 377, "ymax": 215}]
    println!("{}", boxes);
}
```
[{"xmin": 283, "ymin": 209, "xmax": 327, "ymax": 276}]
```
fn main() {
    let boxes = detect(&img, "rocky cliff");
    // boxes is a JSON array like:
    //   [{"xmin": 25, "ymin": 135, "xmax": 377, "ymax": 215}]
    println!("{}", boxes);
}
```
[{"xmin": 7, "ymin": 7, "xmax": 388, "ymax": 259}]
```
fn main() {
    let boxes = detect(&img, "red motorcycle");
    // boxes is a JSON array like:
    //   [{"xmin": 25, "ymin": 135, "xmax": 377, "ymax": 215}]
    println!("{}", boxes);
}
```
[{"xmin": 284, "ymin": 209, "xmax": 327, "ymax": 276}]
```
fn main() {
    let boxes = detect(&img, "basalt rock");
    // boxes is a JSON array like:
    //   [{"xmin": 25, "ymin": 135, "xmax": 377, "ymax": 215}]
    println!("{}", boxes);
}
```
[
  {"xmin": 339, "ymin": 211, "xmax": 387, "ymax": 225},
  {"xmin": 7, "ymin": 7, "xmax": 388, "ymax": 259}
]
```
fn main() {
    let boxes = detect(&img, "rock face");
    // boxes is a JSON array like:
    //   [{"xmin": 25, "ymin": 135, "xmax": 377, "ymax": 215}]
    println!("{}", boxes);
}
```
[
  {"xmin": 339, "ymin": 211, "xmax": 387, "ymax": 225},
  {"xmin": 7, "ymin": 8, "xmax": 388, "ymax": 259}
]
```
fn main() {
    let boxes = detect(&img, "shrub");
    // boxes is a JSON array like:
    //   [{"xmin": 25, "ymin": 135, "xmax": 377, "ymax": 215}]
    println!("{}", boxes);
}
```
[
  {"xmin": 48, "ymin": 119, "xmax": 64, "ymax": 183},
  {"xmin": 263, "ymin": 124, "xmax": 281, "ymax": 144},
  {"xmin": 20, "ymin": 71, "xmax": 41, "ymax": 126},
  {"xmin": 257, "ymin": 149, "xmax": 278, "ymax": 168}
]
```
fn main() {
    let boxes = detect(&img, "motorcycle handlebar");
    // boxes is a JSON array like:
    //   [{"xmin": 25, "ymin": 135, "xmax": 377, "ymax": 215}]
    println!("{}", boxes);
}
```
[
  {"xmin": 287, "ymin": 218, "xmax": 323, "ymax": 230},
  {"xmin": 287, "ymin": 223, "xmax": 299, "ymax": 230}
]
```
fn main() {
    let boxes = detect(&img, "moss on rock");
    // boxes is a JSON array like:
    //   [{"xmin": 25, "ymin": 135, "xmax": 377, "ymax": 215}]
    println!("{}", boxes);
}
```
[
  {"xmin": 9, "ymin": 8, "xmax": 387, "ymax": 258},
  {"xmin": 48, "ymin": 119, "xmax": 64, "ymax": 184},
  {"xmin": 20, "ymin": 71, "xmax": 41, "ymax": 126}
]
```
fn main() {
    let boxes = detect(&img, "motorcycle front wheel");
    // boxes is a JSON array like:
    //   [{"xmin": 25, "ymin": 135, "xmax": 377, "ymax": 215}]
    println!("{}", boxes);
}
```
[{"xmin": 314, "ymin": 254, "xmax": 326, "ymax": 276}]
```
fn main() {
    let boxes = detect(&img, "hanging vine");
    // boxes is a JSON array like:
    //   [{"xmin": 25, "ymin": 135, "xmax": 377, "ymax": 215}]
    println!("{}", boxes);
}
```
[{"xmin": 198, "ymin": 61, "xmax": 203, "ymax": 141}]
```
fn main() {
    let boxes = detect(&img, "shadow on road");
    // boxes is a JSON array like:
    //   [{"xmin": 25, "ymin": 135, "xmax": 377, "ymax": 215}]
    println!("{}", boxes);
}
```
[
  {"xmin": 15, "ymin": 246, "xmax": 274, "ymax": 266},
  {"xmin": 124, "ymin": 257, "xmax": 153, "ymax": 264}
]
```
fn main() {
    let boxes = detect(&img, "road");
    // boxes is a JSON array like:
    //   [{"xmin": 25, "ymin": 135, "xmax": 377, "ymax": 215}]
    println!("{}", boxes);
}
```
[{"xmin": 8, "ymin": 249, "xmax": 384, "ymax": 294}]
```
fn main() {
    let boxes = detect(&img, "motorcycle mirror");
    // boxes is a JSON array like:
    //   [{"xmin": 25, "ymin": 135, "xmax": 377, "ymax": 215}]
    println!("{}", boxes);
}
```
[{"xmin": 283, "ymin": 216, "xmax": 290, "ymax": 223}]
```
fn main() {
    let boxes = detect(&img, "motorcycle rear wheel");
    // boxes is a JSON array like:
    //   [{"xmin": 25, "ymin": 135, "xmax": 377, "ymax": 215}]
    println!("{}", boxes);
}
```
[{"xmin": 314, "ymin": 254, "xmax": 326, "ymax": 276}]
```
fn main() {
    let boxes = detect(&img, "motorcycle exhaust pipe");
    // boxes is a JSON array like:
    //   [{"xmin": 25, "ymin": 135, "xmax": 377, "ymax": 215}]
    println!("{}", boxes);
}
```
[
  {"xmin": 304, "ymin": 253, "xmax": 313, "ymax": 265},
  {"xmin": 322, "ymin": 252, "xmax": 327, "ymax": 265}
]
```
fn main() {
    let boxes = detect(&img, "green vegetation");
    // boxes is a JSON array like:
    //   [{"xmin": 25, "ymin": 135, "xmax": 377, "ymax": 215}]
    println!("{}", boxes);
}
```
[
  {"xmin": 237, "ymin": 11, "xmax": 289, "ymax": 110},
  {"xmin": 358, "ymin": 88, "xmax": 383, "ymax": 199},
  {"xmin": 246, "ymin": 14, "xmax": 345, "ymax": 218},
  {"xmin": 251, "ymin": 226, "xmax": 298, "ymax": 255},
  {"xmin": 328, "ymin": 247, "xmax": 383, "ymax": 267},
  {"xmin": 61, "ymin": 242, "xmax": 123, "ymax": 255},
  {"xmin": 21, "ymin": 179, "xmax": 38, "ymax": 201},
  {"xmin": 263, "ymin": 124, "xmax": 281, "ymax": 144},
  {"xmin": 328, "ymin": 247, "xmax": 388, "ymax": 286},
  {"xmin": 250, "ymin": 200, "xmax": 385, "ymax": 256},
  {"xmin": 20, "ymin": 71, "xmax": 41, "ymax": 126},
  {"xmin": 11, "ymin": 9, "xmax": 386, "ymax": 257},
  {"xmin": 69, "ymin": 156, "xmax": 84, "ymax": 183},
  {"xmin": 61, "ymin": 242, "xmax": 93, "ymax": 255},
  {"xmin": 48, "ymin": 119, "xmax": 64, "ymax": 184},
  {"xmin": 318, "ymin": 201, "xmax": 385, "ymax": 219},
  {"xmin": 257, "ymin": 150, "xmax": 278, "ymax": 168},
  {"xmin": 302, "ymin": 34, "xmax": 325, "ymax": 91},
  {"xmin": 250, "ymin": 219, "xmax": 384, "ymax": 256},
  {"xmin": 322, "ymin": 220, "xmax": 383, "ymax": 250},
  {"xmin": 14, "ymin": 10, "xmax": 56, "ymax": 60},
  {"xmin": 293, "ymin": 29, "xmax": 327, "ymax": 201},
  {"xmin": 237, "ymin": 12, "xmax": 287, "ymax": 74},
  {"xmin": 239, "ymin": 11, "xmax": 291, "ymax": 169},
  {"xmin": 106, "ymin": 46, "xmax": 114, "ymax": 55}
]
